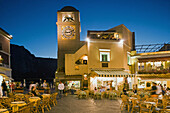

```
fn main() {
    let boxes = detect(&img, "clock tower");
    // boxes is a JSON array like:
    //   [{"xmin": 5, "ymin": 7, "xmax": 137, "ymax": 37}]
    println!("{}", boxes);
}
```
[{"xmin": 56, "ymin": 6, "xmax": 81, "ymax": 71}]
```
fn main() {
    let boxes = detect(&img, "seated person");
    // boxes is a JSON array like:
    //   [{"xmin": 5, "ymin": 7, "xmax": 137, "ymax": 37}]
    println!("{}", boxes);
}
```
[
  {"xmin": 31, "ymin": 86, "xmax": 43, "ymax": 98},
  {"xmin": 123, "ymin": 87, "xmax": 127, "ymax": 95},
  {"xmin": 100, "ymin": 86, "xmax": 105, "ymax": 92},
  {"xmin": 94, "ymin": 87, "xmax": 97, "ymax": 93}
]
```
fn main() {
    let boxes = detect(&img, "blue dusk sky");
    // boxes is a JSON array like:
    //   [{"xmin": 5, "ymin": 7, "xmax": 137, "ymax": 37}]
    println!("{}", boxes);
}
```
[{"xmin": 0, "ymin": 0, "xmax": 170, "ymax": 58}]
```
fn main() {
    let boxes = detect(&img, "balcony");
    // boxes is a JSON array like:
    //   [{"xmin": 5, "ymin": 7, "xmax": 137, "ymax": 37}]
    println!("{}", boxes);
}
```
[
  {"xmin": 138, "ymin": 69, "xmax": 170, "ymax": 74},
  {"xmin": 0, "ymin": 63, "xmax": 10, "ymax": 68},
  {"xmin": 87, "ymin": 31, "xmax": 120, "ymax": 40}
]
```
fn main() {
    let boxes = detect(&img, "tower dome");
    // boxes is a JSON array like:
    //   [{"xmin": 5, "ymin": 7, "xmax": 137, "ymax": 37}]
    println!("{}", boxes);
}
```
[{"xmin": 59, "ymin": 6, "xmax": 79, "ymax": 12}]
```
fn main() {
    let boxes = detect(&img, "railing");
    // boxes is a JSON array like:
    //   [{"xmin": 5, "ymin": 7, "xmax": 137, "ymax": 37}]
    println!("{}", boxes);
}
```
[
  {"xmin": 138, "ymin": 69, "xmax": 170, "ymax": 74},
  {"xmin": 0, "ymin": 63, "xmax": 9, "ymax": 68}
]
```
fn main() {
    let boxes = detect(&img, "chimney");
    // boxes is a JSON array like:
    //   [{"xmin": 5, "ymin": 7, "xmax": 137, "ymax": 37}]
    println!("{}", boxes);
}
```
[{"xmin": 131, "ymin": 32, "xmax": 136, "ymax": 51}]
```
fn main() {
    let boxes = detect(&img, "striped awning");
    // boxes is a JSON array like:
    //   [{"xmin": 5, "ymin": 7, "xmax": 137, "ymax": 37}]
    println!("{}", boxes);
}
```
[{"xmin": 93, "ymin": 70, "xmax": 135, "ymax": 77}]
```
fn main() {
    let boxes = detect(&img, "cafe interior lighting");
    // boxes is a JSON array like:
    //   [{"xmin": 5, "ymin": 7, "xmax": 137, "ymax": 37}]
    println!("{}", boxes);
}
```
[
  {"xmin": 120, "ymin": 39, "xmax": 124, "ymax": 43},
  {"xmin": 86, "ymin": 38, "xmax": 90, "ymax": 42}
]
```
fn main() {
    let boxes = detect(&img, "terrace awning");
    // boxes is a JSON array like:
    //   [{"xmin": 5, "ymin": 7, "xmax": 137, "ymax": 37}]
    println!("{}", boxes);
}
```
[{"xmin": 91, "ymin": 69, "xmax": 135, "ymax": 77}]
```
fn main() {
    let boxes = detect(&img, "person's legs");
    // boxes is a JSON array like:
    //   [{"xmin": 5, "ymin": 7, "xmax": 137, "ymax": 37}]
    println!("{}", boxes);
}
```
[
  {"xmin": 59, "ymin": 90, "xmax": 64, "ymax": 98},
  {"xmin": 71, "ymin": 89, "xmax": 73, "ymax": 95},
  {"xmin": 3, "ymin": 91, "xmax": 5, "ymax": 96},
  {"xmin": 58, "ymin": 90, "xmax": 61, "ymax": 98}
]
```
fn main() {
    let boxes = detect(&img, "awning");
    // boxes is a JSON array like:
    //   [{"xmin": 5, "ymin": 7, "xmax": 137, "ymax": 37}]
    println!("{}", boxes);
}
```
[
  {"xmin": 92, "ymin": 69, "xmax": 135, "ymax": 77},
  {"xmin": 0, "ymin": 72, "xmax": 13, "ymax": 81}
]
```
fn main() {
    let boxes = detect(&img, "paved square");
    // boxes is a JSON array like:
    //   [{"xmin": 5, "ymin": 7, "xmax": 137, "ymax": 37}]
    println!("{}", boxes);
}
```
[{"xmin": 46, "ymin": 95, "xmax": 122, "ymax": 113}]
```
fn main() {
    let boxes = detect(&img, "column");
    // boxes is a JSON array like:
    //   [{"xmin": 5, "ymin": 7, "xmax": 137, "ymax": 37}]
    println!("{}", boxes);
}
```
[
  {"xmin": 116, "ymin": 77, "xmax": 117, "ymax": 90},
  {"xmin": 144, "ymin": 62, "xmax": 147, "ymax": 71}
]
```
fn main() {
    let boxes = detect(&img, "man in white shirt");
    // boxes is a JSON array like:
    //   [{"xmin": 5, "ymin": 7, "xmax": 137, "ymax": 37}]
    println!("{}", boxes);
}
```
[
  {"xmin": 156, "ymin": 84, "xmax": 162, "ymax": 95},
  {"xmin": 58, "ymin": 81, "xmax": 64, "ymax": 98}
]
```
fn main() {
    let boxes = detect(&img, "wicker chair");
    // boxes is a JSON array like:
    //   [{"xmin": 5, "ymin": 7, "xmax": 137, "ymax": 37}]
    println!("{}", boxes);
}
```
[
  {"xmin": 131, "ymin": 99, "xmax": 140, "ymax": 113},
  {"xmin": 120, "ymin": 96, "xmax": 131, "ymax": 112},
  {"xmin": 140, "ymin": 102, "xmax": 152, "ymax": 113}
]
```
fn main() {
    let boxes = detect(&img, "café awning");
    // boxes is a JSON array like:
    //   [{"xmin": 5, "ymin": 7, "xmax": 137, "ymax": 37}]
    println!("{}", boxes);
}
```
[
  {"xmin": 0, "ymin": 72, "xmax": 13, "ymax": 81},
  {"xmin": 91, "ymin": 69, "xmax": 135, "ymax": 77}
]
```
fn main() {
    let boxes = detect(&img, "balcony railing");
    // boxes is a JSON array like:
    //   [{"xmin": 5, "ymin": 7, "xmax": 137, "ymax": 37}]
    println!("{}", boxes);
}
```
[
  {"xmin": 0, "ymin": 63, "xmax": 9, "ymax": 68},
  {"xmin": 138, "ymin": 69, "xmax": 170, "ymax": 74}
]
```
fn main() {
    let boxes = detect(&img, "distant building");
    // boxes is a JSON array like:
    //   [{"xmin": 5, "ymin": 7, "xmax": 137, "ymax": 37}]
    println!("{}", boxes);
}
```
[
  {"xmin": 10, "ymin": 44, "xmax": 57, "ymax": 85},
  {"xmin": 0, "ymin": 28, "xmax": 12, "ymax": 84},
  {"xmin": 131, "ymin": 48, "xmax": 170, "ymax": 89}
]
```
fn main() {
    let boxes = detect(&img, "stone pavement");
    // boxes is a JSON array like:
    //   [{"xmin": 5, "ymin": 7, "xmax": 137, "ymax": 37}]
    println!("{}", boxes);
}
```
[{"xmin": 45, "ymin": 95, "xmax": 123, "ymax": 113}]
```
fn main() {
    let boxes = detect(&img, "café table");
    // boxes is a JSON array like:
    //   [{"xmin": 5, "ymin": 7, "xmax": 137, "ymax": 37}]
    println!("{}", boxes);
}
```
[
  {"xmin": 0, "ymin": 109, "xmax": 9, "ymax": 113},
  {"xmin": 15, "ymin": 93, "xmax": 24, "ymax": 96},
  {"xmin": 129, "ymin": 97, "xmax": 138, "ymax": 100},
  {"xmin": 29, "ymin": 97, "xmax": 41, "ymax": 106},
  {"xmin": 11, "ymin": 101, "xmax": 26, "ymax": 112},
  {"xmin": 42, "ymin": 94, "xmax": 50, "ymax": 98},
  {"xmin": 129, "ymin": 97, "xmax": 138, "ymax": 103}
]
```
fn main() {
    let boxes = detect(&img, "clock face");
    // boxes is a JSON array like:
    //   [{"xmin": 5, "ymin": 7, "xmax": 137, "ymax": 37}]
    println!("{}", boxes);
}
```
[{"xmin": 62, "ymin": 26, "xmax": 75, "ymax": 39}]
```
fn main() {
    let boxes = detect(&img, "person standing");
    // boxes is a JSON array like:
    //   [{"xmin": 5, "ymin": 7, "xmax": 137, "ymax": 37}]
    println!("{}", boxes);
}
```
[
  {"xmin": 1, "ymin": 80, "xmax": 7, "ymax": 96},
  {"xmin": 71, "ymin": 84, "xmax": 75, "ymax": 95},
  {"xmin": 43, "ymin": 80, "xmax": 47, "ymax": 93},
  {"xmin": 151, "ymin": 83, "xmax": 157, "ymax": 95},
  {"xmin": 58, "ymin": 81, "xmax": 64, "ymax": 98},
  {"xmin": 0, "ymin": 86, "xmax": 3, "ymax": 97},
  {"xmin": 156, "ymin": 84, "xmax": 162, "ymax": 95}
]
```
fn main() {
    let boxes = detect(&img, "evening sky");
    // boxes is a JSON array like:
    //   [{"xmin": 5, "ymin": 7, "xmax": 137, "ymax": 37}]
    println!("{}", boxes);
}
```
[{"xmin": 0, "ymin": 0, "xmax": 170, "ymax": 58}]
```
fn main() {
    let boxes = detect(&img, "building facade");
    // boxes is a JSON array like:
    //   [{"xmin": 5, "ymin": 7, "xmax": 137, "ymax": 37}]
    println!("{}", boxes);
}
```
[
  {"xmin": 56, "ymin": 6, "xmax": 136, "ymax": 90},
  {"xmin": 0, "ymin": 28, "xmax": 12, "ymax": 84},
  {"xmin": 131, "ymin": 50, "xmax": 170, "ymax": 89}
]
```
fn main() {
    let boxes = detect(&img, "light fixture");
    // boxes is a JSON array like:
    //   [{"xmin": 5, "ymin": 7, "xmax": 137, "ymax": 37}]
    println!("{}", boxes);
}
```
[
  {"xmin": 120, "ymin": 39, "xmax": 124, "ymax": 43},
  {"xmin": 84, "ymin": 74, "xmax": 87, "ymax": 78},
  {"xmin": 86, "ymin": 38, "xmax": 90, "ymax": 42}
]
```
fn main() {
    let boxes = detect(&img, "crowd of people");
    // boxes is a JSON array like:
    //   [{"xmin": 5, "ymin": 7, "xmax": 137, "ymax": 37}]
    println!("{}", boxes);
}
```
[
  {"xmin": 0, "ymin": 79, "xmax": 52, "ymax": 97},
  {"xmin": 0, "ymin": 80, "xmax": 16, "ymax": 97},
  {"xmin": 151, "ymin": 82, "xmax": 169, "ymax": 96},
  {"xmin": 122, "ymin": 82, "xmax": 169, "ymax": 96}
]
